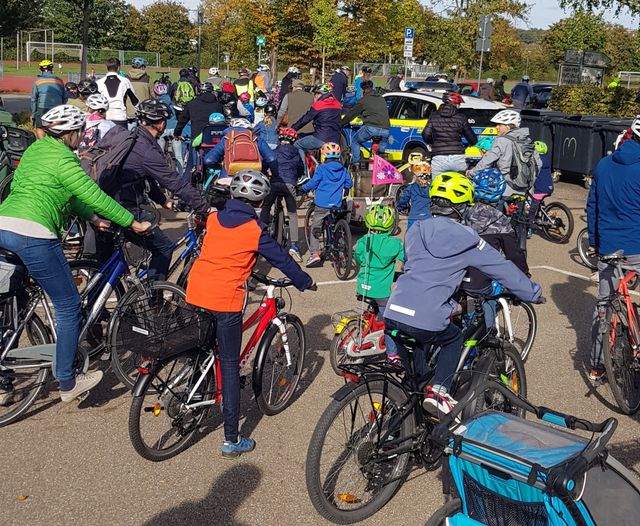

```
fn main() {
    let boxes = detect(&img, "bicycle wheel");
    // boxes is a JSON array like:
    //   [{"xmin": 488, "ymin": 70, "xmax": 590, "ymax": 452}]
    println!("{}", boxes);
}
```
[
  {"xmin": 469, "ymin": 343, "xmax": 527, "ymax": 418},
  {"xmin": 332, "ymin": 219, "xmax": 353, "ymax": 281},
  {"xmin": 306, "ymin": 380, "xmax": 413, "ymax": 524},
  {"xmin": 603, "ymin": 303, "xmax": 640, "ymax": 414},
  {"xmin": 254, "ymin": 314, "xmax": 306, "ymax": 415},
  {"xmin": 0, "ymin": 173, "xmax": 12, "ymax": 203},
  {"xmin": 128, "ymin": 349, "xmax": 216, "ymax": 461},
  {"xmin": 425, "ymin": 498, "xmax": 463, "ymax": 526},
  {"xmin": 0, "ymin": 313, "xmax": 51, "ymax": 427},
  {"xmin": 110, "ymin": 281, "xmax": 187, "ymax": 390},
  {"xmin": 394, "ymin": 185, "xmax": 409, "ymax": 217},
  {"xmin": 540, "ymin": 202, "xmax": 574, "ymax": 244},
  {"xmin": 274, "ymin": 203, "xmax": 286, "ymax": 247},
  {"xmin": 304, "ymin": 204, "xmax": 315, "ymax": 252},
  {"xmin": 329, "ymin": 319, "xmax": 365, "ymax": 376},
  {"xmin": 495, "ymin": 300, "xmax": 537, "ymax": 362},
  {"xmin": 576, "ymin": 227, "xmax": 597, "ymax": 270}
]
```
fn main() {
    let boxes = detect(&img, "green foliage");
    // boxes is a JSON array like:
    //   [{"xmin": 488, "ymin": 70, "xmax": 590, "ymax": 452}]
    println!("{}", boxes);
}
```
[
  {"xmin": 0, "ymin": 0, "xmax": 43, "ymax": 38},
  {"xmin": 549, "ymin": 85, "xmax": 637, "ymax": 117},
  {"xmin": 540, "ymin": 11, "xmax": 608, "ymax": 66},
  {"xmin": 308, "ymin": 0, "xmax": 347, "ymax": 59},
  {"xmin": 141, "ymin": 1, "xmax": 193, "ymax": 66},
  {"xmin": 560, "ymin": 0, "xmax": 640, "ymax": 14}
]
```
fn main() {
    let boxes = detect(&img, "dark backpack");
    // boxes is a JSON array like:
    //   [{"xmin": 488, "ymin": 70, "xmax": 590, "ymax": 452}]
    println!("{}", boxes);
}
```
[
  {"xmin": 503, "ymin": 134, "xmax": 539, "ymax": 192},
  {"xmin": 79, "ymin": 125, "xmax": 138, "ymax": 197}
]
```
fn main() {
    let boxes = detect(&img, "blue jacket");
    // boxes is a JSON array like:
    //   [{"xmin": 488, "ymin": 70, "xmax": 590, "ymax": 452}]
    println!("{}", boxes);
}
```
[
  {"xmin": 203, "ymin": 127, "xmax": 276, "ymax": 177},
  {"xmin": 396, "ymin": 182, "xmax": 431, "ymax": 222},
  {"xmin": 158, "ymin": 94, "xmax": 178, "ymax": 129},
  {"xmin": 242, "ymin": 102, "xmax": 255, "ymax": 123},
  {"xmin": 292, "ymin": 94, "xmax": 343, "ymax": 143},
  {"xmin": 511, "ymin": 82, "xmax": 533, "ymax": 106},
  {"xmin": 254, "ymin": 119, "xmax": 278, "ymax": 147},
  {"xmin": 533, "ymin": 152, "xmax": 553, "ymax": 195},
  {"xmin": 302, "ymin": 160, "xmax": 352, "ymax": 208},
  {"xmin": 587, "ymin": 139, "xmax": 640, "ymax": 254},
  {"xmin": 354, "ymin": 76, "xmax": 363, "ymax": 101},
  {"xmin": 330, "ymin": 71, "xmax": 348, "ymax": 102},
  {"xmin": 273, "ymin": 143, "xmax": 304, "ymax": 185},
  {"xmin": 384, "ymin": 217, "xmax": 541, "ymax": 331},
  {"xmin": 31, "ymin": 72, "xmax": 65, "ymax": 114}
]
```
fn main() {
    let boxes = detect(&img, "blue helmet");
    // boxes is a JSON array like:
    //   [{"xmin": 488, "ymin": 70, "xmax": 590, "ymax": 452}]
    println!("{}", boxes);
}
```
[
  {"xmin": 472, "ymin": 168, "xmax": 506, "ymax": 204},
  {"xmin": 476, "ymin": 135, "xmax": 495, "ymax": 152},
  {"xmin": 131, "ymin": 57, "xmax": 148, "ymax": 68},
  {"xmin": 208, "ymin": 112, "xmax": 225, "ymax": 124}
]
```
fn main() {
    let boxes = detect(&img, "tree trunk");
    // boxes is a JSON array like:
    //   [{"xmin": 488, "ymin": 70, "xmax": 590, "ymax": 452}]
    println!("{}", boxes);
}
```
[{"xmin": 80, "ymin": 0, "xmax": 91, "ymax": 79}]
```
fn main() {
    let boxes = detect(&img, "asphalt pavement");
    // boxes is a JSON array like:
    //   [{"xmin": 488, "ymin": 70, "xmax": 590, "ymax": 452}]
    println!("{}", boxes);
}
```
[
  {"xmin": 0, "ymin": 94, "xmax": 31, "ymax": 116},
  {"xmin": 3, "ymin": 181, "xmax": 640, "ymax": 526}
]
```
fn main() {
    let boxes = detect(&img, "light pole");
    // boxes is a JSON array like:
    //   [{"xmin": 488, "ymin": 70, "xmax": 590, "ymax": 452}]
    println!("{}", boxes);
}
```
[{"xmin": 196, "ymin": 9, "xmax": 203, "ymax": 73}]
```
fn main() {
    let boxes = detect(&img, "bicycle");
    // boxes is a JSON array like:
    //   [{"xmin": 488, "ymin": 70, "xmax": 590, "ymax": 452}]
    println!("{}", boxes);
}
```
[
  {"xmin": 304, "ymin": 205, "xmax": 353, "ymax": 280},
  {"xmin": 596, "ymin": 250, "xmax": 640, "ymax": 414},
  {"xmin": 577, "ymin": 226, "xmax": 598, "ymax": 270},
  {"xmin": 530, "ymin": 197, "xmax": 574, "ymax": 244},
  {"xmin": 305, "ymin": 292, "xmax": 527, "ymax": 523},
  {"xmin": 127, "ymin": 272, "xmax": 308, "ymax": 461}
]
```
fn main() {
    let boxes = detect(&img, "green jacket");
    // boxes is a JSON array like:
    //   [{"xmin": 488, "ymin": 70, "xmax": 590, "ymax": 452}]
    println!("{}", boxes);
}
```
[
  {"xmin": 354, "ymin": 232, "xmax": 404, "ymax": 299},
  {"xmin": 342, "ymin": 92, "xmax": 391, "ymax": 129},
  {"xmin": 0, "ymin": 136, "xmax": 134, "ymax": 236}
]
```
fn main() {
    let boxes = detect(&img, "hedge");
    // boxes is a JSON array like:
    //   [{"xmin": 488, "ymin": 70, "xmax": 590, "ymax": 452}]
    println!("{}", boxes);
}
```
[{"xmin": 548, "ymin": 85, "xmax": 638, "ymax": 118}]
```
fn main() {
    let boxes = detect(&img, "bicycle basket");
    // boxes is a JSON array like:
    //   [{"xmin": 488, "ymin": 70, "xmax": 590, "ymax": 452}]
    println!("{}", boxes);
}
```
[{"xmin": 113, "ymin": 297, "xmax": 213, "ymax": 360}]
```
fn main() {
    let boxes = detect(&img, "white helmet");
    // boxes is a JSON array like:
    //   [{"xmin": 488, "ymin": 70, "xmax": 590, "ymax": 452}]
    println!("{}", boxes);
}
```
[
  {"xmin": 208, "ymin": 67, "xmax": 219, "ymax": 76},
  {"xmin": 631, "ymin": 116, "xmax": 640, "ymax": 137},
  {"xmin": 41, "ymin": 104, "xmax": 86, "ymax": 133},
  {"xmin": 230, "ymin": 169, "xmax": 271, "ymax": 202},
  {"xmin": 491, "ymin": 109, "xmax": 521, "ymax": 127},
  {"xmin": 230, "ymin": 118, "xmax": 251, "ymax": 129},
  {"xmin": 85, "ymin": 93, "xmax": 109, "ymax": 111},
  {"xmin": 486, "ymin": 77, "xmax": 494, "ymax": 84},
  {"xmin": 288, "ymin": 66, "xmax": 300, "ymax": 74},
  {"xmin": 259, "ymin": 64, "xmax": 270, "ymax": 72}
]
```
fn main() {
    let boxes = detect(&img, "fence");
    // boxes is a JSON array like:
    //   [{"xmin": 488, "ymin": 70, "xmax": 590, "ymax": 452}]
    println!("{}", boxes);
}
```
[
  {"xmin": 23, "ymin": 41, "xmax": 160, "ymax": 68},
  {"xmin": 618, "ymin": 71, "xmax": 640, "ymax": 88},
  {"xmin": 353, "ymin": 62, "xmax": 439, "ymax": 80}
]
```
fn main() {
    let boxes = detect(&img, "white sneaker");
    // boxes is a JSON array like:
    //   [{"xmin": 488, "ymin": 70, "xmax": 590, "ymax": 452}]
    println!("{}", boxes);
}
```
[
  {"xmin": 59, "ymin": 371, "xmax": 103, "ymax": 403},
  {"xmin": 422, "ymin": 386, "xmax": 457, "ymax": 415}
]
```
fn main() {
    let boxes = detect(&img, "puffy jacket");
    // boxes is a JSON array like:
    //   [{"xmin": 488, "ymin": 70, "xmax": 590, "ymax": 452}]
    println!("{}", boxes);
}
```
[
  {"xmin": 342, "ymin": 92, "xmax": 390, "ymax": 129},
  {"xmin": 511, "ymin": 82, "xmax": 533, "ymax": 106},
  {"xmin": 292, "ymin": 94, "xmax": 343, "ymax": 143},
  {"xmin": 384, "ymin": 216, "xmax": 541, "ymax": 331},
  {"xmin": 302, "ymin": 160, "xmax": 352, "ymax": 208},
  {"xmin": 31, "ymin": 72, "xmax": 65, "ymax": 114},
  {"xmin": 330, "ymin": 71, "xmax": 348, "ymax": 102},
  {"xmin": 174, "ymin": 93, "xmax": 223, "ymax": 139},
  {"xmin": 421, "ymin": 104, "xmax": 477, "ymax": 156},
  {"xmin": 272, "ymin": 143, "xmax": 304, "ymax": 185},
  {"xmin": 0, "ymin": 136, "xmax": 133, "ymax": 236},
  {"xmin": 354, "ymin": 232, "xmax": 404, "ymax": 299},
  {"xmin": 396, "ymin": 182, "xmax": 431, "ymax": 222},
  {"xmin": 186, "ymin": 199, "xmax": 312, "ymax": 312},
  {"xmin": 126, "ymin": 69, "xmax": 154, "ymax": 119},
  {"xmin": 587, "ymin": 138, "xmax": 640, "ymax": 254}
]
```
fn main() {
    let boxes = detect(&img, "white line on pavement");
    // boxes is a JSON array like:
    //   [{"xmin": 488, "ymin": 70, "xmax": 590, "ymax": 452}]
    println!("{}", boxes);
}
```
[{"xmin": 531, "ymin": 265, "xmax": 640, "ymax": 297}]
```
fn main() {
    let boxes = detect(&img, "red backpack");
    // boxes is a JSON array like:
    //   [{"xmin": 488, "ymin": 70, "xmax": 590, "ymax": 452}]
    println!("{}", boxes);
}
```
[{"xmin": 223, "ymin": 130, "xmax": 262, "ymax": 175}]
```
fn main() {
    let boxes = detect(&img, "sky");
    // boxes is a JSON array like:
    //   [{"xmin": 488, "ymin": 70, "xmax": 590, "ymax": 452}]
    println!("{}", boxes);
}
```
[{"xmin": 129, "ymin": 0, "xmax": 640, "ymax": 30}]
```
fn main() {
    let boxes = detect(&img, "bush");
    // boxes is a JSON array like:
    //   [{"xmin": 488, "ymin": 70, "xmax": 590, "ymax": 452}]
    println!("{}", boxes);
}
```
[{"xmin": 549, "ymin": 85, "xmax": 637, "ymax": 118}]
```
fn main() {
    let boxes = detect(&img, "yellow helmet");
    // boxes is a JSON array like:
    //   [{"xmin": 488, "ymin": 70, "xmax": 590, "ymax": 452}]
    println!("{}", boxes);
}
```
[
  {"xmin": 39, "ymin": 59, "xmax": 54, "ymax": 70},
  {"xmin": 429, "ymin": 172, "xmax": 474, "ymax": 217}
]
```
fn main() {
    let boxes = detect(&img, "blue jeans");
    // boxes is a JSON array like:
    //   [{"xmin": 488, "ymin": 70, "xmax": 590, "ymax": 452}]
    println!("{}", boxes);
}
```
[
  {"xmin": 0, "ymin": 231, "xmax": 80, "ymax": 390},
  {"xmin": 430, "ymin": 154, "xmax": 467, "ymax": 176},
  {"xmin": 210, "ymin": 311, "xmax": 243, "ymax": 442},
  {"xmin": 351, "ymin": 125, "xmax": 389, "ymax": 162},
  {"xmin": 294, "ymin": 135, "xmax": 326, "ymax": 165},
  {"xmin": 384, "ymin": 318, "xmax": 463, "ymax": 392},
  {"xmin": 157, "ymin": 128, "xmax": 184, "ymax": 178}
]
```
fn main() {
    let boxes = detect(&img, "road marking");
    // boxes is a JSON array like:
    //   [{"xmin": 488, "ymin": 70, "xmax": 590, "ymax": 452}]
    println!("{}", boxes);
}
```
[
  {"xmin": 531, "ymin": 265, "xmax": 640, "ymax": 297},
  {"xmin": 255, "ymin": 278, "xmax": 356, "ymax": 291}
]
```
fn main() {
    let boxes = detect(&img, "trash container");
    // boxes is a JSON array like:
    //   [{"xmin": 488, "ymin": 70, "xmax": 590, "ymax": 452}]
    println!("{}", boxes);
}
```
[
  {"xmin": 521, "ymin": 110, "xmax": 565, "ymax": 169},
  {"xmin": 551, "ymin": 117, "xmax": 602, "ymax": 175},
  {"xmin": 596, "ymin": 119, "xmax": 632, "ymax": 157}
]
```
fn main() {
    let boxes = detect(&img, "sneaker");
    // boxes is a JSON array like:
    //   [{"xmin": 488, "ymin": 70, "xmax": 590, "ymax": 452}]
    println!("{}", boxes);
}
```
[
  {"xmin": 289, "ymin": 244, "xmax": 302, "ymax": 262},
  {"xmin": 422, "ymin": 386, "xmax": 457, "ymax": 415},
  {"xmin": 589, "ymin": 368, "xmax": 606, "ymax": 382},
  {"xmin": 59, "ymin": 371, "xmax": 103, "ymax": 403},
  {"xmin": 221, "ymin": 435, "xmax": 256, "ymax": 459},
  {"xmin": 306, "ymin": 252, "xmax": 322, "ymax": 268}
]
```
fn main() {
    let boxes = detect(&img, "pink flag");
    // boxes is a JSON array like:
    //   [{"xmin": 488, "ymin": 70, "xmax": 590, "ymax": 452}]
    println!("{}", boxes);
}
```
[{"xmin": 371, "ymin": 154, "xmax": 403, "ymax": 185}]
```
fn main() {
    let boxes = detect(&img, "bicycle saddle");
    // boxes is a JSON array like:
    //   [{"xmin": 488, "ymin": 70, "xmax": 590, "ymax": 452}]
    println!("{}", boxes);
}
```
[
  {"xmin": 0, "ymin": 248, "xmax": 24, "ymax": 266},
  {"xmin": 600, "ymin": 249, "xmax": 625, "ymax": 263},
  {"xmin": 355, "ymin": 294, "xmax": 380, "ymax": 314},
  {"xmin": 385, "ymin": 329, "xmax": 418, "ymax": 350},
  {"xmin": 330, "ymin": 207, "xmax": 349, "ymax": 218}
]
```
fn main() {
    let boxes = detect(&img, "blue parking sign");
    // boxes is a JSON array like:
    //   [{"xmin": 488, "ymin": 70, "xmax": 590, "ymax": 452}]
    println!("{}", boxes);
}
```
[{"xmin": 404, "ymin": 27, "xmax": 414, "ymax": 40}]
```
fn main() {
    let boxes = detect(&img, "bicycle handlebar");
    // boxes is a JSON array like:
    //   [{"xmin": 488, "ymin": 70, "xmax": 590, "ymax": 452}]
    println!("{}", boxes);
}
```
[{"xmin": 251, "ymin": 272, "xmax": 294, "ymax": 288}]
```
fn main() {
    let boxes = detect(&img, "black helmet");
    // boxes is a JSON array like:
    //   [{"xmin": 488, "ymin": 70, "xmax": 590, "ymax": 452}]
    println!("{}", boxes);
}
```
[
  {"xmin": 264, "ymin": 102, "xmax": 277, "ymax": 116},
  {"xmin": 78, "ymin": 78, "xmax": 98, "ymax": 96},
  {"xmin": 200, "ymin": 82, "xmax": 214, "ymax": 93},
  {"xmin": 65, "ymin": 82, "xmax": 78, "ymax": 90},
  {"xmin": 222, "ymin": 103, "xmax": 239, "ymax": 121},
  {"xmin": 179, "ymin": 68, "xmax": 189, "ymax": 78},
  {"xmin": 136, "ymin": 98, "xmax": 171, "ymax": 123},
  {"xmin": 188, "ymin": 66, "xmax": 198, "ymax": 75},
  {"xmin": 361, "ymin": 66, "xmax": 372, "ymax": 73},
  {"xmin": 219, "ymin": 91, "xmax": 236, "ymax": 106}
]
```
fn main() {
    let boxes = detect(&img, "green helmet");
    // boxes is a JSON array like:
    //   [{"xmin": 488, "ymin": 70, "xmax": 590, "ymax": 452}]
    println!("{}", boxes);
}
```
[
  {"xmin": 365, "ymin": 204, "xmax": 395, "ymax": 232},
  {"xmin": 534, "ymin": 140, "xmax": 548, "ymax": 155}
]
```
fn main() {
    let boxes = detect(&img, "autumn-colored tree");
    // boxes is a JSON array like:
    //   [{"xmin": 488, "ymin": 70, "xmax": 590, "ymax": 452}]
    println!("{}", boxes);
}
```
[{"xmin": 540, "ymin": 11, "xmax": 608, "ymax": 66}]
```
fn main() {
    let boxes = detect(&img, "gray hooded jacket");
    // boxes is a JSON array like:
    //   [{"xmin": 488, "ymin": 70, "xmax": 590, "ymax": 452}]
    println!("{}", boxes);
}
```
[{"xmin": 384, "ymin": 216, "xmax": 541, "ymax": 331}]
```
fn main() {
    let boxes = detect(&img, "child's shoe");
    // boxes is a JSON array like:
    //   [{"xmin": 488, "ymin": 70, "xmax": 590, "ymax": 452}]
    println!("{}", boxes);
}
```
[{"xmin": 289, "ymin": 243, "xmax": 302, "ymax": 262}]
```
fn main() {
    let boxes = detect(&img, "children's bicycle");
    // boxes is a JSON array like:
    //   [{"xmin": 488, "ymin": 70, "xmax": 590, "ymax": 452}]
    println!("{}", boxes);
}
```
[
  {"xmin": 128, "ymin": 272, "xmax": 309, "ymax": 461},
  {"xmin": 304, "ymin": 204, "xmax": 353, "ymax": 280}
]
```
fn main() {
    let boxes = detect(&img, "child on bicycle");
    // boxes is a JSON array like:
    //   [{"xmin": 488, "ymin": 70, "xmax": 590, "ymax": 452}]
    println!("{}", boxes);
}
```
[
  {"xmin": 396, "ymin": 162, "xmax": 431, "ymax": 230},
  {"xmin": 253, "ymin": 103, "xmax": 279, "ymax": 150},
  {"xmin": 384, "ymin": 172, "xmax": 542, "ymax": 415},
  {"xmin": 354, "ymin": 204, "xmax": 404, "ymax": 363},
  {"xmin": 302, "ymin": 142, "xmax": 353, "ymax": 267},
  {"xmin": 186, "ymin": 169, "xmax": 314, "ymax": 458},
  {"xmin": 527, "ymin": 140, "xmax": 553, "ymax": 238},
  {"xmin": 259, "ymin": 128, "xmax": 305, "ymax": 261}
]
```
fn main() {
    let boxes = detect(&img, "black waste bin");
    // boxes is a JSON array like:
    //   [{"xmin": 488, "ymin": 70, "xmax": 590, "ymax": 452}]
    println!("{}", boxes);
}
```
[
  {"xmin": 551, "ymin": 118, "xmax": 603, "ymax": 175},
  {"xmin": 596, "ymin": 120, "xmax": 632, "ymax": 157},
  {"xmin": 521, "ymin": 109, "xmax": 565, "ymax": 168}
]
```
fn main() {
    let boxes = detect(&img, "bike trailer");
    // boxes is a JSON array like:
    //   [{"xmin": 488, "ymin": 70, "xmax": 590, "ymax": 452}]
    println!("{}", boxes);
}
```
[{"xmin": 430, "ymin": 382, "xmax": 640, "ymax": 526}]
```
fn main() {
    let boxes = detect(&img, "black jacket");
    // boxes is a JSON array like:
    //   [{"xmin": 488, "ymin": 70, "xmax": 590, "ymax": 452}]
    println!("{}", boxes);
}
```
[
  {"xmin": 330, "ymin": 71, "xmax": 348, "ymax": 102},
  {"xmin": 174, "ymin": 93, "xmax": 223, "ymax": 139},
  {"xmin": 272, "ymin": 143, "xmax": 304, "ymax": 185},
  {"xmin": 342, "ymin": 92, "xmax": 390, "ymax": 129},
  {"xmin": 421, "ymin": 104, "xmax": 477, "ymax": 156}
]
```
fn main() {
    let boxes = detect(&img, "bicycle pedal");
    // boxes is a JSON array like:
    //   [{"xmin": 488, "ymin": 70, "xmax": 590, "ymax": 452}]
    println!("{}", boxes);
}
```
[
  {"xmin": 99, "ymin": 352, "xmax": 110, "ymax": 361},
  {"xmin": 76, "ymin": 391, "xmax": 91, "ymax": 402}
]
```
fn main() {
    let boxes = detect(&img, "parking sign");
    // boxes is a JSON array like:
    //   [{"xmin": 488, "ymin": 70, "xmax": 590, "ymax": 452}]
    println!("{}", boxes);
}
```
[{"xmin": 404, "ymin": 27, "xmax": 414, "ymax": 40}]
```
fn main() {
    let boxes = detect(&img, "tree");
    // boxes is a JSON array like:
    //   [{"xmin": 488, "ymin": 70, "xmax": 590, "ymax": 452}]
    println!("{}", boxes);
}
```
[
  {"xmin": 141, "ymin": 1, "xmax": 192, "ymax": 66},
  {"xmin": 560, "ymin": 0, "xmax": 640, "ymax": 14},
  {"xmin": 0, "ymin": 0, "xmax": 43, "ymax": 38},
  {"xmin": 308, "ymin": 0, "xmax": 347, "ymax": 79}
]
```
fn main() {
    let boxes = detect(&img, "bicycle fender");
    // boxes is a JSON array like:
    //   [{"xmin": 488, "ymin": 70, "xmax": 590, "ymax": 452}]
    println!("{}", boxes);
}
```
[
  {"xmin": 331, "ymin": 381, "xmax": 361, "ymax": 401},
  {"xmin": 335, "ymin": 316, "xmax": 358, "ymax": 335},
  {"xmin": 251, "ymin": 321, "xmax": 280, "ymax": 401},
  {"xmin": 132, "ymin": 366, "xmax": 156, "ymax": 397}
]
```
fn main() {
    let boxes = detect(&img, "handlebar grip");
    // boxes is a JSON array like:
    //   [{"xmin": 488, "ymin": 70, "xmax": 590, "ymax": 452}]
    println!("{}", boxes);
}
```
[{"xmin": 582, "ymin": 418, "xmax": 617, "ymax": 464}]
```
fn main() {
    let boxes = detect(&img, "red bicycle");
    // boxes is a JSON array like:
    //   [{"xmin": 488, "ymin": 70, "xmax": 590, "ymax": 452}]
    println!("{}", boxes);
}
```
[{"xmin": 127, "ymin": 272, "xmax": 308, "ymax": 461}]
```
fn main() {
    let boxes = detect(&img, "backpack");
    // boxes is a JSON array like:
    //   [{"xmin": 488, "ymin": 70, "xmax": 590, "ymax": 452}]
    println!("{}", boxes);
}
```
[
  {"xmin": 174, "ymin": 80, "xmax": 195, "ymax": 106},
  {"xmin": 503, "ymin": 134, "xmax": 539, "ymax": 192},
  {"xmin": 223, "ymin": 130, "xmax": 262, "ymax": 175},
  {"xmin": 79, "ymin": 125, "xmax": 138, "ymax": 197}
]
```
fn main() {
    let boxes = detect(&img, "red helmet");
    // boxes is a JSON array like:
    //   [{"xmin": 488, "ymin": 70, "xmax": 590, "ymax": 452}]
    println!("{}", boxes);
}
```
[
  {"xmin": 278, "ymin": 127, "xmax": 298, "ymax": 142},
  {"xmin": 442, "ymin": 91, "xmax": 464, "ymax": 106},
  {"xmin": 239, "ymin": 92, "xmax": 251, "ymax": 103},
  {"xmin": 222, "ymin": 81, "xmax": 235, "ymax": 93}
]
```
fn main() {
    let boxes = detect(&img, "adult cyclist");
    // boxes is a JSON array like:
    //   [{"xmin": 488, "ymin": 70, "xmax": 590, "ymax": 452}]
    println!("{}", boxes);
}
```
[
  {"xmin": 0, "ymin": 105, "xmax": 150, "ymax": 405},
  {"xmin": 31, "ymin": 60, "xmax": 65, "ymax": 139}
]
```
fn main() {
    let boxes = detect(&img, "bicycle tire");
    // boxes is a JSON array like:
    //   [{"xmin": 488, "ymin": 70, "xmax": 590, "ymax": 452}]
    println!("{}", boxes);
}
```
[
  {"xmin": 495, "ymin": 300, "xmax": 537, "ymax": 362},
  {"xmin": 540, "ymin": 202, "xmax": 574, "ymax": 244},
  {"xmin": 0, "ymin": 314, "xmax": 51, "ymax": 427},
  {"xmin": 306, "ymin": 379, "xmax": 413, "ymax": 524},
  {"xmin": 394, "ymin": 185, "xmax": 409, "ymax": 217},
  {"xmin": 329, "ymin": 319, "xmax": 365, "ymax": 376},
  {"xmin": 253, "ymin": 314, "xmax": 306, "ymax": 415},
  {"xmin": 603, "ymin": 303, "xmax": 640, "ymax": 415},
  {"xmin": 275, "ymin": 203, "xmax": 286, "ymax": 247},
  {"xmin": 0, "ymin": 173, "xmax": 12, "ymax": 204},
  {"xmin": 110, "ymin": 281, "xmax": 187, "ymax": 390},
  {"xmin": 332, "ymin": 218, "xmax": 353, "ymax": 281},
  {"xmin": 128, "ymin": 349, "xmax": 215, "ymax": 461},
  {"xmin": 576, "ymin": 227, "xmax": 597, "ymax": 270},
  {"xmin": 424, "ymin": 498, "xmax": 463, "ymax": 526}
]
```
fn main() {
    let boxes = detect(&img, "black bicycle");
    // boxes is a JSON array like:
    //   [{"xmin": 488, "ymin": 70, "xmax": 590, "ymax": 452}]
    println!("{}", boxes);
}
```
[
  {"xmin": 305, "ymin": 292, "xmax": 527, "ymax": 524},
  {"xmin": 304, "ymin": 204, "xmax": 353, "ymax": 280}
]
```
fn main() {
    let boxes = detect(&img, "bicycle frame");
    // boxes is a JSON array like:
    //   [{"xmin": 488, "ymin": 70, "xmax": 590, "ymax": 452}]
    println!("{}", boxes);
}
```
[
  {"xmin": 136, "ymin": 226, "xmax": 199, "ymax": 281},
  {"xmin": 608, "ymin": 266, "xmax": 640, "ymax": 352}
]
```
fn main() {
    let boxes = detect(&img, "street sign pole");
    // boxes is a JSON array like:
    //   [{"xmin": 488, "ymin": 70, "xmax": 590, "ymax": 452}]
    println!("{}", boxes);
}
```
[
  {"xmin": 403, "ymin": 27, "xmax": 414, "ymax": 79},
  {"xmin": 256, "ymin": 36, "xmax": 266, "ymax": 70},
  {"xmin": 477, "ymin": 15, "xmax": 492, "ymax": 87}
]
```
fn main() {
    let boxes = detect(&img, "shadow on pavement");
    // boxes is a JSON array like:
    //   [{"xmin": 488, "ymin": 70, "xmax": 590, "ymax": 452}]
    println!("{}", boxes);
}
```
[
  {"xmin": 142, "ymin": 463, "xmax": 262, "ymax": 526},
  {"xmin": 607, "ymin": 438, "xmax": 640, "ymax": 475}
]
